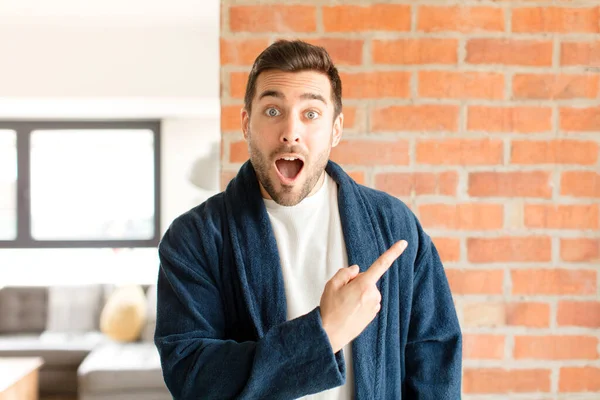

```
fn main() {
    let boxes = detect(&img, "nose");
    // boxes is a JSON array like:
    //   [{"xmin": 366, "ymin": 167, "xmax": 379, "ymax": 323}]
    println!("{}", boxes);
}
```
[{"xmin": 280, "ymin": 114, "xmax": 301, "ymax": 144}]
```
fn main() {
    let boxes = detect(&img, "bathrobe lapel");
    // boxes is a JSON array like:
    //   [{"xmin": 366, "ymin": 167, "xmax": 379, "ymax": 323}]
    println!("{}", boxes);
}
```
[
  {"xmin": 224, "ymin": 160, "xmax": 386, "ymax": 398},
  {"xmin": 327, "ymin": 162, "xmax": 387, "ymax": 399}
]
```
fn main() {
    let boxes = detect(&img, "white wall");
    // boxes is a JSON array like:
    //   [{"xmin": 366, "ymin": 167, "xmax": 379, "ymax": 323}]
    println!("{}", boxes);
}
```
[
  {"xmin": 0, "ymin": 0, "xmax": 219, "ymax": 99},
  {"xmin": 0, "ymin": 1, "xmax": 221, "ymax": 285},
  {"xmin": 0, "ymin": 25, "xmax": 216, "ymax": 98},
  {"xmin": 161, "ymin": 117, "xmax": 220, "ymax": 233}
]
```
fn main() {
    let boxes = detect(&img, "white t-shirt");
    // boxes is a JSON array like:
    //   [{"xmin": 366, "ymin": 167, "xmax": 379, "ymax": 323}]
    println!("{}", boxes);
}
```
[{"xmin": 264, "ymin": 174, "xmax": 354, "ymax": 400}]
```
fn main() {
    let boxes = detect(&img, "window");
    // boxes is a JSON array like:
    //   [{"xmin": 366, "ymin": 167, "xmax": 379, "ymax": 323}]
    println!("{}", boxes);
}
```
[
  {"xmin": 0, "ymin": 121, "xmax": 161, "ymax": 248},
  {"xmin": 0, "ymin": 130, "xmax": 17, "ymax": 240}
]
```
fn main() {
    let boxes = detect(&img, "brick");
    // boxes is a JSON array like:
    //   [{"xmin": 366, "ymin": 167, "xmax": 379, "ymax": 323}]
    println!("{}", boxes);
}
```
[
  {"xmin": 560, "ymin": 107, "xmax": 600, "ymax": 132},
  {"xmin": 513, "ymin": 73, "xmax": 599, "ymax": 100},
  {"xmin": 524, "ymin": 204, "xmax": 599, "ymax": 229},
  {"xmin": 230, "ymin": 140, "xmax": 249, "ymax": 163},
  {"xmin": 468, "ymin": 106, "xmax": 552, "ymax": 133},
  {"xmin": 417, "ymin": 6, "xmax": 504, "ymax": 33},
  {"xmin": 463, "ymin": 302, "xmax": 550, "ymax": 328},
  {"xmin": 342, "ymin": 107, "xmax": 357, "ymax": 130},
  {"xmin": 507, "ymin": 302, "xmax": 551, "ymax": 328},
  {"xmin": 445, "ymin": 269, "xmax": 504, "ymax": 295},
  {"xmin": 371, "ymin": 105, "xmax": 459, "ymax": 132},
  {"xmin": 513, "ymin": 7, "xmax": 600, "ymax": 33},
  {"xmin": 466, "ymin": 39, "xmax": 553, "ymax": 66},
  {"xmin": 463, "ymin": 368, "xmax": 551, "ymax": 394},
  {"xmin": 347, "ymin": 171, "xmax": 365, "ymax": 185},
  {"xmin": 323, "ymin": 4, "xmax": 411, "ymax": 32},
  {"xmin": 303, "ymin": 38, "xmax": 364, "ymax": 66},
  {"xmin": 494, "ymin": 0, "xmax": 576, "ymax": 2},
  {"xmin": 230, "ymin": 5, "xmax": 316, "ymax": 33},
  {"xmin": 512, "ymin": 269, "xmax": 597, "ymax": 295},
  {"xmin": 375, "ymin": 172, "xmax": 458, "ymax": 196},
  {"xmin": 506, "ymin": 202, "xmax": 525, "ymax": 230},
  {"xmin": 469, "ymin": 171, "xmax": 552, "ymax": 198},
  {"xmin": 373, "ymin": 39, "xmax": 458, "ymax": 65},
  {"xmin": 463, "ymin": 334, "xmax": 505, "ymax": 360},
  {"xmin": 493, "ymin": 0, "xmax": 576, "ymax": 2},
  {"xmin": 515, "ymin": 336, "xmax": 599, "ymax": 360},
  {"xmin": 220, "ymin": 134, "xmax": 225, "ymax": 159},
  {"xmin": 221, "ymin": 105, "xmax": 242, "ymax": 131},
  {"xmin": 230, "ymin": 72, "xmax": 249, "ymax": 99},
  {"xmin": 511, "ymin": 140, "xmax": 599, "ymax": 165},
  {"xmin": 419, "ymin": 204, "xmax": 504, "ymax": 230},
  {"xmin": 418, "ymin": 71, "xmax": 504, "ymax": 100},
  {"xmin": 330, "ymin": 140, "xmax": 409, "ymax": 166},
  {"xmin": 220, "ymin": 170, "xmax": 237, "ymax": 191},
  {"xmin": 340, "ymin": 72, "xmax": 410, "ymax": 99},
  {"xmin": 561, "ymin": 238, "xmax": 600, "ymax": 262},
  {"xmin": 558, "ymin": 301, "xmax": 600, "ymax": 327},
  {"xmin": 468, "ymin": 237, "xmax": 551, "ymax": 263},
  {"xmin": 463, "ymin": 302, "xmax": 506, "ymax": 327},
  {"xmin": 220, "ymin": 38, "xmax": 269, "ymax": 66},
  {"xmin": 560, "ymin": 367, "xmax": 600, "ymax": 392},
  {"xmin": 416, "ymin": 139, "xmax": 503, "ymax": 165},
  {"xmin": 432, "ymin": 237, "xmax": 461, "ymax": 262},
  {"xmin": 562, "ymin": 41, "xmax": 600, "ymax": 67},
  {"xmin": 561, "ymin": 171, "xmax": 600, "ymax": 198}
]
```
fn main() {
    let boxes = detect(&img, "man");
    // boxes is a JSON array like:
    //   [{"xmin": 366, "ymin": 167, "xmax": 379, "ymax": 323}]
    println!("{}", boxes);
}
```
[{"xmin": 155, "ymin": 40, "xmax": 462, "ymax": 399}]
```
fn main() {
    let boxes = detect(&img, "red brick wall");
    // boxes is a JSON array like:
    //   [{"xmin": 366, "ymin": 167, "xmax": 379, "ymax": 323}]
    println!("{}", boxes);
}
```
[{"xmin": 220, "ymin": 2, "xmax": 600, "ymax": 397}]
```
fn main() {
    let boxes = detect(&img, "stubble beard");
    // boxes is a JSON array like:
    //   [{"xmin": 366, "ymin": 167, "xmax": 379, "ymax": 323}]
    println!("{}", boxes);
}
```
[{"xmin": 247, "ymin": 127, "xmax": 331, "ymax": 207}]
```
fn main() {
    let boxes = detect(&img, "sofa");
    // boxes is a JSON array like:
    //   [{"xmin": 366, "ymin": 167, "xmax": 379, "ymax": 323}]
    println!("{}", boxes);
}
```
[{"xmin": 0, "ymin": 284, "xmax": 171, "ymax": 400}]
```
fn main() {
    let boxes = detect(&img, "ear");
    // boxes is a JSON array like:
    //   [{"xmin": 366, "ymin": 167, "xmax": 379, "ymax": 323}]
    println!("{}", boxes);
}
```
[
  {"xmin": 241, "ymin": 108, "xmax": 250, "ymax": 140},
  {"xmin": 331, "ymin": 112, "xmax": 343, "ymax": 148}
]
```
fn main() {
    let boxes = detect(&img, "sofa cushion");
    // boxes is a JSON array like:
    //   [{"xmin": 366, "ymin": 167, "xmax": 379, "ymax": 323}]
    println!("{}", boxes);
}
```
[
  {"xmin": 46, "ymin": 285, "xmax": 104, "ymax": 333},
  {"xmin": 100, "ymin": 285, "xmax": 147, "ymax": 342},
  {"xmin": 0, "ymin": 286, "xmax": 47, "ymax": 333},
  {"xmin": 78, "ymin": 342, "xmax": 166, "ymax": 392},
  {"xmin": 0, "ymin": 332, "xmax": 105, "ymax": 367}
]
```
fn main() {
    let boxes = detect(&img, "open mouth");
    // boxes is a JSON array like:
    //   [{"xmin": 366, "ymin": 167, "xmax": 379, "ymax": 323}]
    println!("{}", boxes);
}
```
[{"xmin": 275, "ymin": 156, "xmax": 304, "ymax": 183}]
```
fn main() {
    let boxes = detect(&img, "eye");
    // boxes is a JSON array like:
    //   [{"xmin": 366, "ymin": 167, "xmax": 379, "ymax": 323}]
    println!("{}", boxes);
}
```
[
  {"xmin": 265, "ymin": 107, "xmax": 281, "ymax": 117},
  {"xmin": 305, "ymin": 110, "xmax": 320, "ymax": 120}
]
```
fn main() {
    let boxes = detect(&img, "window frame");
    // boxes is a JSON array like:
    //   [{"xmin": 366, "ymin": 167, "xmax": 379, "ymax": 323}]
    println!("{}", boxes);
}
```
[{"xmin": 0, "ymin": 120, "xmax": 161, "ymax": 248}]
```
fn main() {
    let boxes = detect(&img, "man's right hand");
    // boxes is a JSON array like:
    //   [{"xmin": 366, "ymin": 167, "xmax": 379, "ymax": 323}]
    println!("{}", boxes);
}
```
[{"xmin": 319, "ymin": 240, "xmax": 408, "ymax": 353}]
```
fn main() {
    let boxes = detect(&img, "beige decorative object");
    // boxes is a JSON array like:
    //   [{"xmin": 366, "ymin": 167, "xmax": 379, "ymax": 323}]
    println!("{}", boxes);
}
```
[{"xmin": 99, "ymin": 285, "xmax": 147, "ymax": 342}]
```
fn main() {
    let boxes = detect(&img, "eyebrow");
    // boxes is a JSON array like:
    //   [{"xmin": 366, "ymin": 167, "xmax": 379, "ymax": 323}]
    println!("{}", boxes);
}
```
[{"xmin": 258, "ymin": 90, "xmax": 328, "ymax": 105}]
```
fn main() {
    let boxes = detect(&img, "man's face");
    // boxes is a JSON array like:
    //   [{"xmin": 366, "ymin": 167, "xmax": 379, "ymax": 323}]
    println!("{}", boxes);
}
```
[{"xmin": 241, "ymin": 70, "xmax": 343, "ymax": 206}]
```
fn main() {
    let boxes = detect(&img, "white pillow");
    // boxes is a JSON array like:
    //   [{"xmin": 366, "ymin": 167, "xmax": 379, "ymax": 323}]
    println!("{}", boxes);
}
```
[{"xmin": 46, "ymin": 285, "xmax": 103, "ymax": 332}]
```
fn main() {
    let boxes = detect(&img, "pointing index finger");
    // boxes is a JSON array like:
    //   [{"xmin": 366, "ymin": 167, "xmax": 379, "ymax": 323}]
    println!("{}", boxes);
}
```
[{"xmin": 364, "ymin": 240, "xmax": 407, "ymax": 283}]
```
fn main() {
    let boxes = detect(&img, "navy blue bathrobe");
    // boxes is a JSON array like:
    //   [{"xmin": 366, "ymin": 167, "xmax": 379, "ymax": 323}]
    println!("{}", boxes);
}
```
[{"xmin": 155, "ymin": 160, "xmax": 462, "ymax": 399}]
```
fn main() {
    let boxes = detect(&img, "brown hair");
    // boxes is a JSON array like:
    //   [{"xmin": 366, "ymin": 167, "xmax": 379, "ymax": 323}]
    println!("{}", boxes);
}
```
[{"xmin": 243, "ymin": 39, "xmax": 342, "ymax": 119}]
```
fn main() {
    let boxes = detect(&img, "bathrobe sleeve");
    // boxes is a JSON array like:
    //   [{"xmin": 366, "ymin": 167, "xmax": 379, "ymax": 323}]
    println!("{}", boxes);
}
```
[
  {"xmin": 403, "ymin": 221, "xmax": 463, "ymax": 399},
  {"xmin": 154, "ymin": 216, "xmax": 346, "ymax": 400}
]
